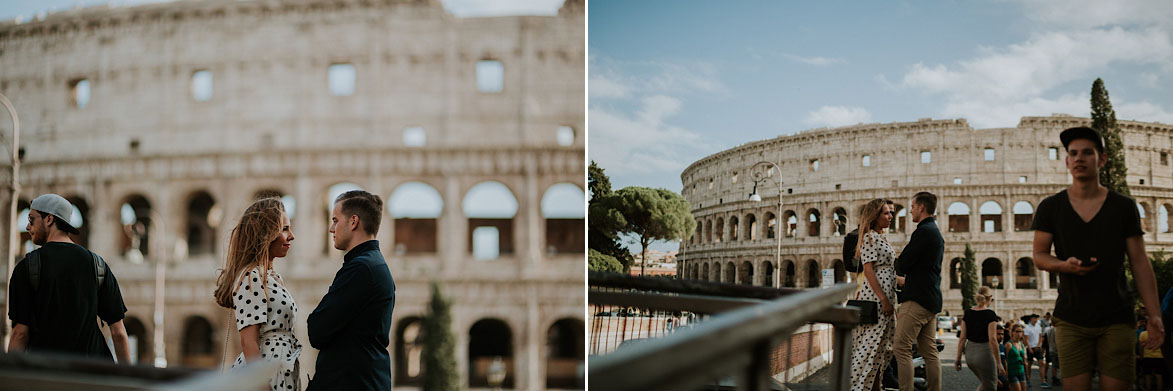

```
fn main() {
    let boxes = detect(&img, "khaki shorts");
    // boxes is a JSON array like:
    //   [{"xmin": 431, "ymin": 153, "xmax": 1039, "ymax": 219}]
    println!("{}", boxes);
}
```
[{"xmin": 1053, "ymin": 317, "xmax": 1135, "ymax": 381}]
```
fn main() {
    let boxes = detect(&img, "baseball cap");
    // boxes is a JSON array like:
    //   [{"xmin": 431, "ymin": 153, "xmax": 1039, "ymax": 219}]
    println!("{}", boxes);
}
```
[
  {"xmin": 30, "ymin": 193, "xmax": 80, "ymax": 235},
  {"xmin": 1059, "ymin": 126, "xmax": 1104, "ymax": 153}
]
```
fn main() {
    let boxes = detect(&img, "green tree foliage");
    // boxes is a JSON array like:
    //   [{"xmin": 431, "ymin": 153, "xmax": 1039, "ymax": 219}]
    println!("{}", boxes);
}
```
[
  {"xmin": 960, "ymin": 243, "xmax": 980, "ymax": 310},
  {"xmin": 588, "ymin": 249, "xmax": 623, "ymax": 273},
  {"xmin": 591, "ymin": 186, "xmax": 696, "ymax": 276},
  {"xmin": 588, "ymin": 161, "xmax": 633, "ymax": 270},
  {"xmin": 1092, "ymin": 78, "xmax": 1130, "ymax": 196},
  {"xmin": 422, "ymin": 282, "xmax": 460, "ymax": 391},
  {"xmin": 1148, "ymin": 250, "xmax": 1173, "ymax": 306}
]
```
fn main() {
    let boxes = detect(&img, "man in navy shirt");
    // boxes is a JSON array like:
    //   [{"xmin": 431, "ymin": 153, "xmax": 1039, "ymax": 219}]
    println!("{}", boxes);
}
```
[
  {"xmin": 893, "ymin": 191, "xmax": 944, "ymax": 391},
  {"xmin": 307, "ymin": 190, "xmax": 396, "ymax": 390}
]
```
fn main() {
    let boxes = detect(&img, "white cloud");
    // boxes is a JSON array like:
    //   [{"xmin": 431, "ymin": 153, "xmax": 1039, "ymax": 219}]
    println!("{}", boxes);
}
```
[
  {"xmin": 783, "ymin": 53, "xmax": 846, "ymax": 67},
  {"xmin": 589, "ymin": 95, "xmax": 709, "ymax": 175},
  {"xmin": 589, "ymin": 74, "xmax": 631, "ymax": 99},
  {"xmin": 894, "ymin": 27, "xmax": 1173, "ymax": 127},
  {"xmin": 1118, "ymin": 101, "xmax": 1173, "ymax": 124},
  {"xmin": 803, "ymin": 106, "xmax": 873, "ymax": 128},
  {"xmin": 441, "ymin": 0, "xmax": 565, "ymax": 17},
  {"xmin": 1010, "ymin": 0, "xmax": 1173, "ymax": 29}
]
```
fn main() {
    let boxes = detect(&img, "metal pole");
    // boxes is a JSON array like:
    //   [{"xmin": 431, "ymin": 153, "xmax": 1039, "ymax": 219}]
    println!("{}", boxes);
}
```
[{"xmin": 0, "ymin": 92, "xmax": 19, "ymax": 352}]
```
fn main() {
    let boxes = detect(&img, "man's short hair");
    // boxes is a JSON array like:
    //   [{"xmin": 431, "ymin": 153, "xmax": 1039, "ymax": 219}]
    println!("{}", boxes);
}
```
[
  {"xmin": 912, "ymin": 191, "xmax": 937, "ymax": 215},
  {"xmin": 335, "ymin": 190, "xmax": 383, "ymax": 235}
]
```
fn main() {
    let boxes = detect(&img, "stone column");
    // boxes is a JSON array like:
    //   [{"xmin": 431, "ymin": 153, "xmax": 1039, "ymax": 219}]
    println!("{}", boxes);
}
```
[
  {"xmin": 442, "ymin": 176, "xmax": 467, "ymax": 272},
  {"xmin": 525, "ymin": 284, "xmax": 540, "ymax": 391}
]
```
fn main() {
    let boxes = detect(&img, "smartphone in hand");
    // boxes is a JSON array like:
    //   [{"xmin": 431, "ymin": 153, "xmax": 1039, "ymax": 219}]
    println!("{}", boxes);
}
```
[{"xmin": 1080, "ymin": 257, "xmax": 1099, "ymax": 267}]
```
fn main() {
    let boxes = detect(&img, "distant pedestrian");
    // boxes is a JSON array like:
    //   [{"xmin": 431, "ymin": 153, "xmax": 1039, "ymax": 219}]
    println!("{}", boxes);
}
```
[
  {"xmin": 954, "ymin": 286, "xmax": 1005, "ymax": 391},
  {"xmin": 1032, "ymin": 126, "xmax": 1165, "ymax": 391},
  {"xmin": 849, "ymin": 199, "xmax": 897, "ymax": 391},
  {"xmin": 1023, "ymin": 315, "xmax": 1048, "ymax": 387},
  {"xmin": 6, "ymin": 194, "xmax": 130, "ymax": 363},
  {"xmin": 893, "ymin": 191, "xmax": 944, "ymax": 391},
  {"xmin": 1045, "ymin": 323, "xmax": 1060, "ymax": 386},
  {"xmin": 1006, "ymin": 324, "xmax": 1029, "ymax": 391}
]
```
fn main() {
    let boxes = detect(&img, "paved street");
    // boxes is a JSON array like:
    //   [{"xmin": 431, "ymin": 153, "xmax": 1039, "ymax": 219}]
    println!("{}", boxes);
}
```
[{"xmin": 794, "ymin": 333, "xmax": 1094, "ymax": 390}]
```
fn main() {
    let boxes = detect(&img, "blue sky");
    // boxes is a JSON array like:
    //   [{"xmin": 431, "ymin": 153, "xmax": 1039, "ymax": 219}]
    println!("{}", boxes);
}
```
[{"xmin": 590, "ymin": 0, "xmax": 1173, "ymax": 251}]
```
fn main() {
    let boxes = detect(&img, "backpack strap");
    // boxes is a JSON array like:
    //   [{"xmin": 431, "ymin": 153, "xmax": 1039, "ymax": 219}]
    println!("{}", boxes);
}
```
[
  {"xmin": 91, "ymin": 251, "xmax": 107, "ymax": 288},
  {"xmin": 25, "ymin": 251, "xmax": 41, "ymax": 292}
]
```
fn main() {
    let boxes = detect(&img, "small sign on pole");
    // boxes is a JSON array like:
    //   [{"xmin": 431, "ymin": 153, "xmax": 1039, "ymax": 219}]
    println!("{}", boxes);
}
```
[{"xmin": 821, "ymin": 269, "xmax": 834, "ymax": 288}]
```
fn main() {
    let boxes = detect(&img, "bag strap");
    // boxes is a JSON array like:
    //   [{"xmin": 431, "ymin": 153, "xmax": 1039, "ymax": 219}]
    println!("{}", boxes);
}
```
[
  {"xmin": 221, "ymin": 309, "xmax": 232, "ymax": 372},
  {"xmin": 91, "ymin": 251, "xmax": 107, "ymax": 288}
]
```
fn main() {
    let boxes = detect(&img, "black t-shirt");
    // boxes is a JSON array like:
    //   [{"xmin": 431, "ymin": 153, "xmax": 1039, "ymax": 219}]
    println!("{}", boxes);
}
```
[
  {"xmin": 1031, "ymin": 189, "xmax": 1142, "ymax": 327},
  {"xmin": 7, "ymin": 242, "xmax": 127, "ymax": 361},
  {"xmin": 964, "ymin": 308, "xmax": 998, "ymax": 343}
]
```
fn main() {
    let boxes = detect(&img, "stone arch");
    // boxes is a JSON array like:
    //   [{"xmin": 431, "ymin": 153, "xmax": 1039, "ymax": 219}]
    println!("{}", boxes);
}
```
[
  {"xmin": 832, "ymin": 207, "xmax": 848, "ymax": 236},
  {"xmin": 745, "ymin": 213, "xmax": 758, "ymax": 240},
  {"xmin": 892, "ymin": 204, "xmax": 906, "ymax": 233},
  {"xmin": 715, "ymin": 216, "xmax": 725, "ymax": 242},
  {"xmin": 16, "ymin": 199, "xmax": 31, "ymax": 255},
  {"xmin": 784, "ymin": 210, "xmax": 797, "ymax": 238},
  {"xmin": 63, "ymin": 195, "xmax": 91, "ymax": 248},
  {"xmin": 738, "ymin": 261, "xmax": 754, "ymax": 285},
  {"xmin": 180, "ymin": 315, "xmax": 216, "ymax": 368},
  {"xmin": 395, "ymin": 316, "xmax": 426, "ymax": 386},
  {"xmin": 807, "ymin": 209, "xmax": 821, "ymax": 237},
  {"xmin": 783, "ymin": 260, "xmax": 796, "ymax": 288},
  {"xmin": 724, "ymin": 261, "xmax": 736, "ymax": 284},
  {"xmin": 806, "ymin": 259, "xmax": 821, "ymax": 288},
  {"xmin": 703, "ymin": 263, "xmax": 711, "ymax": 281},
  {"xmin": 118, "ymin": 194, "xmax": 153, "ymax": 260},
  {"xmin": 982, "ymin": 258, "xmax": 1003, "ymax": 289},
  {"xmin": 695, "ymin": 219, "xmax": 703, "ymax": 244},
  {"xmin": 948, "ymin": 202, "xmax": 971, "ymax": 233},
  {"xmin": 979, "ymin": 201, "xmax": 1003, "ymax": 233},
  {"xmin": 184, "ymin": 190, "xmax": 220, "ymax": 257},
  {"xmin": 705, "ymin": 219, "xmax": 713, "ymax": 243},
  {"xmin": 764, "ymin": 212, "xmax": 776, "ymax": 239},
  {"xmin": 546, "ymin": 318, "xmax": 584, "ymax": 389},
  {"xmin": 1013, "ymin": 201, "xmax": 1034, "ymax": 232},
  {"xmin": 463, "ymin": 181, "xmax": 519, "ymax": 260},
  {"xmin": 729, "ymin": 216, "xmax": 740, "ymax": 241},
  {"xmin": 761, "ymin": 260, "xmax": 775, "ymax": 287},
  {"xmin": 1015, "ymin": 257, "xmax": 1036, "ymax": 289},
  {"xmin": 468, "ymin": 318, "xmax": 514, "ymax": 388},
  {"xmin": 1139, "ymin": 202, "xmax": 1150, "ymax": 232},
  {"xmin": 390, "ymin": 181, "xmax": 444, "ymax": 255},
  {"xmin": 123, "ymin": 315, "xmax": 149, "ymax": 365},
  {"xmin": 949, "ymin": 257, "xmax": 964, "ymax": 290},
  {"xmin": 832, "ymin": 259, "xmax": 846, "ymax": 283},
  {"xmin": 1160, "ymin": 203, "xmax": 1172, "ymax": 233}
]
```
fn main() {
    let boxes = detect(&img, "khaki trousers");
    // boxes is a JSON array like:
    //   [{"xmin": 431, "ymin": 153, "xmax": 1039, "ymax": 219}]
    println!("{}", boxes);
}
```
[{"xmin": 894, "ymin": 300, "xmax": 941, "ymax": 391}]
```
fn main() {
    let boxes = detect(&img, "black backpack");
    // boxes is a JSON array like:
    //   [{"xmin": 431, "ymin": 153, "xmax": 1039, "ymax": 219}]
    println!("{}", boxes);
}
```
[
  {"xmin": 24, "ymin": 249, "xmax": 108, "ymax": 292},
  {"xmin": 842, "ymin": 228, "xmax": 862, "ymax": 273}
]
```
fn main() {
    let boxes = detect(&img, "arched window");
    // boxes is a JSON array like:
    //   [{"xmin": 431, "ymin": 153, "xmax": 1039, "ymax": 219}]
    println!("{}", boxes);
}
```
[
  {"xmin": 982, "ymin": 258, "xmax": 1003, "ymax": 289},
  {"xmin": 784, "ymin": 211, "xmax": 798, "ymax": 238},
  {"xmin": 469, "ymin": 319, "xmax": 514, "ymax": 388},
  {"xmin": 119, "ymin": 195, "xmax": 153, "ymax": 261},
  {"xmin": 1015, "ymin": 258, "xmax": 1037, "ymax": 289},
  {"xmin": 711, "ymin": 262, "xmax": 721, "ymax": 282},
  {"xmin": 948, "ymin": 202, "xmax": 971, "ymax": 233},
  {"xmin": 123, "ymin": 316, "xmax": 149, "ymax": 365},
  {"xmin": 806, "ymin": 260, "xmax": 821, "ymax": 288},
  {"xmin": 390, "ymin": 182, "xmax": 444, "ymax": 254},
  {"xmin": 715, "ymin": 217, "xmax": 725, "ymax": 242},
  {"xmin": 1013, "ymin": 201, "xmax": 1034, "ymax": 232},
  {"xmin": 185, "ymin": 191, "xmax": 220, "ymax": 257},
  {"xmin": 724, "ymin": 261, "xmax": 736, "ymax": 284},
  {"xmin": 832, "ymin": 208, "xmax": 848, "ymax": 236},
  {"xmin": 949, "ymin": 258, "xmax": 964, "ymax": 289},
  {"xmin": 1160, "ymin": 204, "xmax": 1171, "ymax": 233},
  {"xmin": 181, "ymin": 316, "xmax": 215, "ymax": 368},
  {"xmin": 1139, "ymin": 202, "xmax": 1150, "ymax": 232},
  {"xmin": 807, "ymin": 209, "xmax": 821, "ymax": 237},
  {"xmin": 765, "ymin": 212, "xmax": 776, "ymax": 239},
  {"xmin": 546, "ymin": 319, "xmax": 584, "ymax": 388},
  {"xmin": 64, "ymin": 196, "xmax": 90, "ymax": 247},
  {"xmin": 833, "ymin": 259, "xmax": 846, "ymax": 283},
  {"xmin": 979, "ymin": 201, "xmax": 1002, "ymax": 233},
  {"xmin": 395, "ymin": 317, "xmax": 425, "ymax": 385},
  {"xmin": 893, "ymin": 204, "xmax": 906, "ymax": 233},
  {"xmin": 729, "ymin": 216, "xmax": 740, "ymax": 241},
  {"xmin": 739, "ymin": 261, "xmax": 753, "ymax": 285},
  {"xmin": 783, "ymin": 261, "xmax": 796, "ymax": 288},
  {"xmin": 705, "ymin": 219, "xmax": 714, "ymax": 243},
  {"xmin": 542, "ymin": 184, "xmax": 585, "ymax": 254},
  {"xmin": 463, "ymin": 182, "xmax": 519, "ymax": 260},
  {"xmin": 695, "ymin": 220, "xmax": 703, "ymax": 244},
  {"xmin": 703, "ymin": 263, "xmax": 711, "ymax": 281},
  {"xmin": 746, "ymin": 214, "xmax": 758, "ymax": 240},
  {"xmin": 762, "ymin": 261, "xmax": 775, "ymax": 287}
]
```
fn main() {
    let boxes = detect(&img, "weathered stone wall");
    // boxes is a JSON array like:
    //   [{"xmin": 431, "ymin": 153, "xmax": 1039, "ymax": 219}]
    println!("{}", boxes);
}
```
[{"xmin": 679, "ymin": 115, "xmax": 1173, "ymax": 319}]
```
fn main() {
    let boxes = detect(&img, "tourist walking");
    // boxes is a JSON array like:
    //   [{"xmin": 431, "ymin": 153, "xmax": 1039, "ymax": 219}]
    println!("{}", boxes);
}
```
[
  {"xmin": 6, "ymin": 194, "xmax": 131, "ymax": 363},
  {"xmin": 1031, "ymin": 126, "xmax": 1165, "ymax": 390},
  {"xmin": 213, "ymin": 197, "xmax": 301, "ymax": 391},
  {"xmin": 955, "ymin": 287, "xmax": 1005, "ymax": 391},
  {"xmin": 850, "ymin": 199, "xmax": 897, "ymax": 391},
  {"xmin": 1024, "ymin": 315, "xmax": 1047, "ymax": 387},
  {"xmin": 1045, "ymin": 322, "xmax": 1060, "ymax": 386},
  {"xmin": 1006, "ymin": 324, "xmax": 1029, "ymax": 391},
  {"xmin": 893, "ymin": 191, "xmax": 944, "ymax": 391},
  {"xmin": 307, "ymin": 190, "xmax": 396, "ymax": 390}
]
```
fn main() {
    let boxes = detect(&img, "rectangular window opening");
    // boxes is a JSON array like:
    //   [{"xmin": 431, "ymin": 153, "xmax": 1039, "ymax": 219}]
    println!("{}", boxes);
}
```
[
  {"xmin": 328, "ymin": 63, "xmax": 355, "ymax": 96},
  {"xmin": 921, "ymin": 151, "xmax": 931, "ymax": 164},
  {"xmin": 476, "ymin": 60, "xmax": 504, "ymax": 93}
]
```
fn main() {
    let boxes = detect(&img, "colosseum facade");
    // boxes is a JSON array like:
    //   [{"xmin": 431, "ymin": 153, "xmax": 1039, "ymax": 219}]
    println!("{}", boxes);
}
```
[
  {"xmin": 0, "ymin": 0, "xmax": 585, "ymax": 390},
  {"xmin": 678, "ymin": 115, "xmax": 1173, "ymax": 321}
]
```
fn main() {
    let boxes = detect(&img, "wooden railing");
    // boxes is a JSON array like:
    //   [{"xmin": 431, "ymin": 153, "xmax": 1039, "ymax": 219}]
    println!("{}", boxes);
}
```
[{"xmin": 588, "ymin": 272, "xmax": 860, "ymax": 391}]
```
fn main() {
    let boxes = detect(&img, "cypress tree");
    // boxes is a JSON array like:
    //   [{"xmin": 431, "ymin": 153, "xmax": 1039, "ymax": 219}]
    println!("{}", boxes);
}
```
[
  {"xmin": 1092, "ymin": 78, "xmax": 1130, "ymax": 196},
  {"xmin": 422, "ymin": 282, "xmax": 460, "ymax": 391},
  {"xmin": 960, "ymin": 243, "xmax": 980, "ymax": 310}
]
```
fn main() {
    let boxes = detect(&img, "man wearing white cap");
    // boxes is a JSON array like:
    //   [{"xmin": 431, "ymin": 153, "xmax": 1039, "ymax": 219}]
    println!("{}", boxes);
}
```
[{"xmin": 6, "ymin": 193, "xmax": 130, "ymax": 363}]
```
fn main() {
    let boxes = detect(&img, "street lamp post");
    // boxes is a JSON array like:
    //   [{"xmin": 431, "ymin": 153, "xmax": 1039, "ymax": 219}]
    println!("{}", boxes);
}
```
[
  {"xmin": 0, "ymin": 92, "xmax": 19, "ymax": 351},
  {"xmin": 748, "ymin": 161, "xmax": 783, "ymax": 288}
]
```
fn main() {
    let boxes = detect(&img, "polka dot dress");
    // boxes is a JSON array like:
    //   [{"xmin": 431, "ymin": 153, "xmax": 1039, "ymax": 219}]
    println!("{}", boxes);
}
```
[
  {"xmin": 850, "ymin": 231, "xmax": 897, "ymax": 391},
  {"xmin": 231, "ymin": 267, "xmax": 301, "ymax": 391}
]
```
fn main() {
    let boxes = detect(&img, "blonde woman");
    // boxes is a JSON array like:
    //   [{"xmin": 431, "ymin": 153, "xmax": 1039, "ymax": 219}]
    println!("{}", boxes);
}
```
[
  {"xmin": 849, "ymin": 198, "xmax": 896, "ymax": 391},
  {"xmin": 955, "ymin": 286, "xmax": 1005, "ymax": 391},
  {"xmin": 213, "ymin": 198, "xmax": 300, "ymax": 391}
]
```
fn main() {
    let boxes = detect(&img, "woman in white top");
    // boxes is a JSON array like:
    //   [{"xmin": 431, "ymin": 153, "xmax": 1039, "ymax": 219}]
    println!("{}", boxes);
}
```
[
  {"xmin": 849, "ymin": 198, "xmax": 897, "ymax": 391},
  {"xmin": 213, "ymin": 197, "xmax": 301, "ymax": 391}
]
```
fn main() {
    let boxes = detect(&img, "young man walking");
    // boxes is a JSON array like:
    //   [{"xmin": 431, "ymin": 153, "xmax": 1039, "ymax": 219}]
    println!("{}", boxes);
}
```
[
  {"xmin": 1024, "ymin": 315, "xmax": 1048, "ymax": 387},
  {"xmin": 1032, "ymin": 126, "xmax": 1165, "ymax": 391},
  {"xmin": 307, "ymin": 190, "xmax": 396, "ymax": 390},
  {"xmin": 894, "ymin": 191, "xmax": 945, "ymax": 391},
  {"xmin": 6, "ymin": 193, "xmax": 131, "ymax": 363}
]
